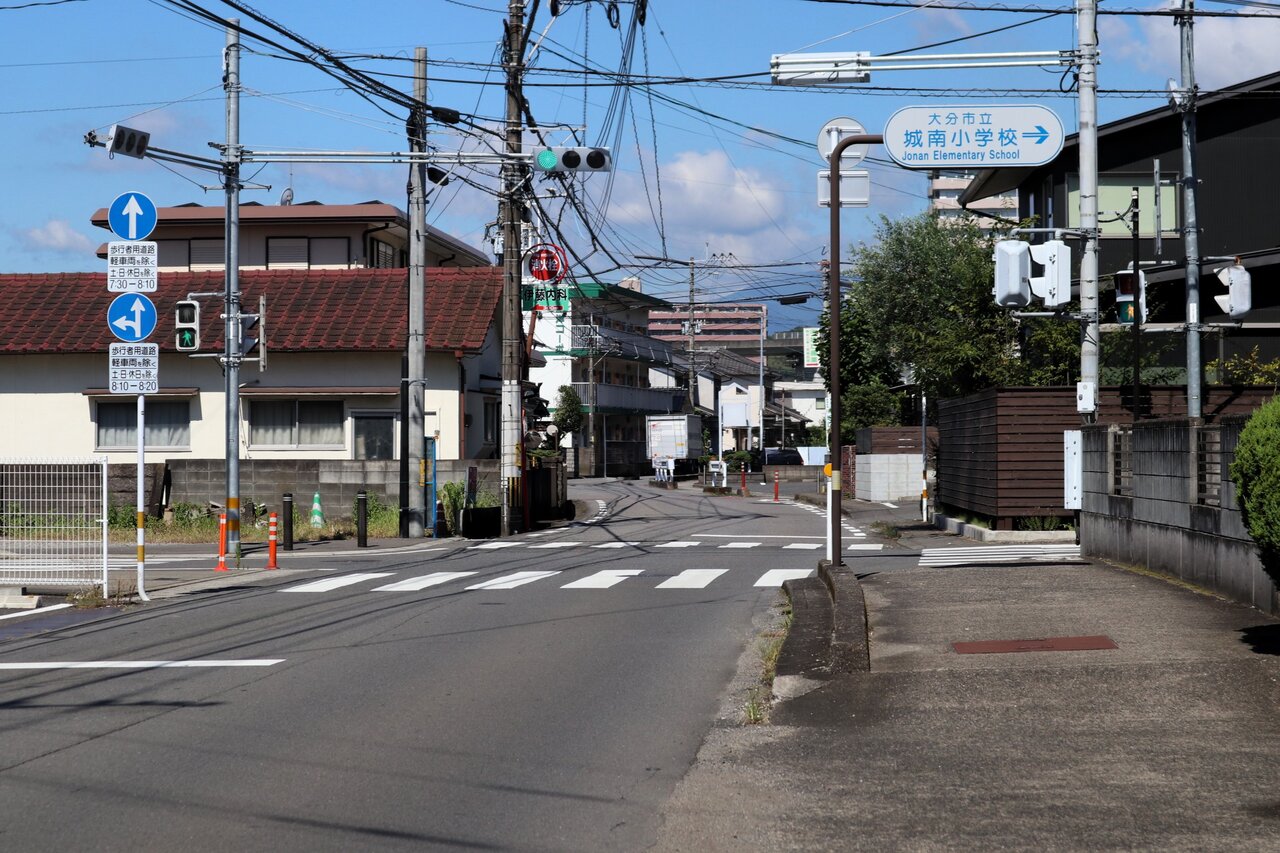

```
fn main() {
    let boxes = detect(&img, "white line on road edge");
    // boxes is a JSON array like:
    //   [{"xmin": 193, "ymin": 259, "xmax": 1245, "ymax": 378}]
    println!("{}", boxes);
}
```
[
  {"xmin": 0, "ymin": 603, "xmax": 74, "ymax": 622},
  {"xmin": 0, "ymin": 659, "xmax": 285, "ymax": 670},
  {"xmin": 700, "ymin": 534, "xmax": 826, "ymax": 540}
]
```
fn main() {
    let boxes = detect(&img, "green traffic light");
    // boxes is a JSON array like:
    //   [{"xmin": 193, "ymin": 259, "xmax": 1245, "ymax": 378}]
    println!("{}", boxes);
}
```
[{"xmin": 536, "ymin": 149, "xmax": 558, "ymax": 170}]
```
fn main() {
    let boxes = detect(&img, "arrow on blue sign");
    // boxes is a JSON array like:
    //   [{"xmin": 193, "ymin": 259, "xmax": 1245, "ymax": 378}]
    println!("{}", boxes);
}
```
[
  {"xmin": 107, "ymin": 191, "xmax": 158, "ymax": 241},
  {"xmin": 1022, "ymin": 125, "xmax": 1051, "ymax": 145},
  {"xmin": 107, "ymin": 293, "xmax": 158, "ymax": 343}
]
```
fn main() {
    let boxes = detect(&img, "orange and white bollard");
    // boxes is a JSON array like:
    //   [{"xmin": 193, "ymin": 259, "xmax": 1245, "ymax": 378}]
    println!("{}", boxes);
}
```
[
  {"xmin": 266, "ymin": 512, "xmax": 279, "ymax": 569},
  {"xmin": 216, "ymin": 513, "xmax": 228, "ymax": 572},
  {"xmin": 773, "ymin": 469, "xmax": 780, "ymax": 503},
  {"xmin": 740, "ymin": 468, "xmax": 747, "ymax": 494}
]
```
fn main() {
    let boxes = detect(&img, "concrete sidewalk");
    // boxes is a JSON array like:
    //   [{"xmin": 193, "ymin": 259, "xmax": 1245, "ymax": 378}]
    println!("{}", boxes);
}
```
[{"xmin": 656, "ymin": 509, "xmax": 1280, "ymax": 851}]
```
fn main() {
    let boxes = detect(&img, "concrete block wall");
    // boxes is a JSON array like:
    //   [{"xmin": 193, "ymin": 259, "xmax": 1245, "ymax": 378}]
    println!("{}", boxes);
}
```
[
  {"xmin": 1080, "ymin": 419, "xmax": 1279, "ymax": 615},
  {"xmin": 168, "ymin": 458, "xmax": 502, "ymax": 520},
  {"xmin": 855, "ymin": 454, "xmax": 921, "ymax": 502}
]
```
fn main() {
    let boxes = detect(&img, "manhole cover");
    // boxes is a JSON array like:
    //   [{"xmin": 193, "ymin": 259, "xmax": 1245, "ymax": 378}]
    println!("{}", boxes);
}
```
[{"xmin": 953, "ymin": 635, "xmax": 1118, "ymax": 655}]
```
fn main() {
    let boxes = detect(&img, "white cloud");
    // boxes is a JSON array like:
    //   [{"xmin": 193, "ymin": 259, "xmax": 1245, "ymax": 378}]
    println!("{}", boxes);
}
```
[
  {"xmin": 1107, "ymin": 10, "xmax": 1279, "ymax": 90},
  {"xmin": 23, "ymin": 219, "xmax": 94, "ymax": 254}
]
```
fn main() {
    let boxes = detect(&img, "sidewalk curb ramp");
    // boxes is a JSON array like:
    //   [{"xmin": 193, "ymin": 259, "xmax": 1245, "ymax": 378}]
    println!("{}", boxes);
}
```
[{"xmin": 773, "ymin": 563, "xmax": 870, "ymax": 701}]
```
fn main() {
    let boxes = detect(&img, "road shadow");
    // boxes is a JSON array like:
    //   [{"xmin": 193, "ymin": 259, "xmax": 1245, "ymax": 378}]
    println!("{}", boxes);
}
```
[{"xmin": 1238, "ymin": 623, "xmax": 1280, "ymax": 656}]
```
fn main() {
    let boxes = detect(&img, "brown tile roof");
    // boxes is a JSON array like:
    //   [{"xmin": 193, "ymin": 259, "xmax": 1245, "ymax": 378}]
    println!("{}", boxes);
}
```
[{"xmin": 0, "ymin": 267, "xmax": 501, "ymax": 355}]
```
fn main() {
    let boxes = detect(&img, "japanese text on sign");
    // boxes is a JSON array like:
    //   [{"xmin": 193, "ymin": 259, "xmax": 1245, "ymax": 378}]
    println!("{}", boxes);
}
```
[
  {"xmin": 108, "ymin": 343, "xmax": 159, "ymax": 394},
  {"xmin": 106, "ymin": 241, "xmax": 158, "ymax": 292},
  {"xmin": 884, "ymin": 105, "xmax": 1063, "ymax": 169}
]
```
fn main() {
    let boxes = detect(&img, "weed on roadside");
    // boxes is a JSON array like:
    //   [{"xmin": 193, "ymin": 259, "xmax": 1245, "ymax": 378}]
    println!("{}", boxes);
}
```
[
  {"xmin": 869, "ymin": 520, "xmax": 902, "ymax": 541},
  {"xmin": 742, "ymin": 600, "xmax": 793, "ymax": 726},
  {"xmin": 68, "ymin": 580, "xmax": 136, "ymax": 608}
]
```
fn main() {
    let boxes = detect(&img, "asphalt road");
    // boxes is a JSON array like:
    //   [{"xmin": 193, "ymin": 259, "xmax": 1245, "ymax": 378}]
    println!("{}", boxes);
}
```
[{"xmin": 0, "ymin": 481, "xmax": 845, "ymax": 852}]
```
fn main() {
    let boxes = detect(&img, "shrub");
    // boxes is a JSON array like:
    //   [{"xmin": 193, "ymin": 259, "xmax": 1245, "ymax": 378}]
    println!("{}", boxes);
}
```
[
  {"xmin": 1230, "ymin": 398, "xmax": 1280, "ymax": 582},
  {"xmin": 439, "ymin": 481, "xmax": 466, "ymax": 535}
]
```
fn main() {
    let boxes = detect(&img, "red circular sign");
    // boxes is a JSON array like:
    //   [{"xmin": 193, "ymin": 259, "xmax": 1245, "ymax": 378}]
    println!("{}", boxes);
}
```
[{"xmin": 525, "ymin": 243, "xmax": 567, "ymax": 284}]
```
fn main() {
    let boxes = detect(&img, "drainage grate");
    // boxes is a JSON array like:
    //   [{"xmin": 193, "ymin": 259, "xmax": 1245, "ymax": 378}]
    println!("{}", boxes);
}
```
[{"xmin": 952, "ymin": 635, "xmax": 1118, "ymax": 655}]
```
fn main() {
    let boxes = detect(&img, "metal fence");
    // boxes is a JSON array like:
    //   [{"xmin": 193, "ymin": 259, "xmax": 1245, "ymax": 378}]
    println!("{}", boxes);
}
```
[{"xmin": 0, "ymin": 457, "xmax": 108, "ymax": 594}]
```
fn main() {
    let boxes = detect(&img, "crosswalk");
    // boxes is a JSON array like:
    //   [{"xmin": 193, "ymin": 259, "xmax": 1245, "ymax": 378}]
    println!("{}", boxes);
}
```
[
  {"xmin": 282, "ymin": 566, "xmax": 814, "ymax": 595},
  {"xmin": 463, "ymin": 539, "xmax": 883, "ymax": 553},
  {"xmin": 918, "ymin": 543, "xmax": 1082, "ymax": 567}
]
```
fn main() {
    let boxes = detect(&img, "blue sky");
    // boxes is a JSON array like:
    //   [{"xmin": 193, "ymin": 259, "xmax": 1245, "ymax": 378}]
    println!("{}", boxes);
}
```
[{"xmin": 3, "ymin": 0, "xmax": 1276, "ymax": 330}]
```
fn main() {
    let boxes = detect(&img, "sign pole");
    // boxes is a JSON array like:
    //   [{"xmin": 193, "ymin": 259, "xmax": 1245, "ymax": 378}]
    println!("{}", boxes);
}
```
[
  {"xmin": 135, "ymin": 394, "xmax": 150, "ymax": 601},
  {"xmin": 829, "ymin": 133, "xmax": 883, "ymax": 569}
]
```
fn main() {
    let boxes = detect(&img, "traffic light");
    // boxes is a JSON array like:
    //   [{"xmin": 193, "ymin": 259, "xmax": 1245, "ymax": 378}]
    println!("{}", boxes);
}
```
[
  {"xmin": 1114, "ymin": 269, "xmax": 1146, "ymax": 325},
  {"xmin": 175, "ymin": 300, "xmax": 200, "ymax": 351},
  {"xmin": 1029, "ymin": 240, "xmax": 1072, "ymax": 308},
  {"xmin": 1214, "ymin": 262, "xmax": 1251, "ymax": 319},
  {"xmin": 107, "ymin": 124, "xmax": 150, "ymax": 159},
  {"xmin": 993, "ymin": 240, "xmax": 1031, "ymax": 308},
  {"xmin": 533, "ymin": 146, "xmax": 612, "ymax": 173},
  {"xmin": 239, "ymin": 312, "xmax": 260, "ymax": 357}
]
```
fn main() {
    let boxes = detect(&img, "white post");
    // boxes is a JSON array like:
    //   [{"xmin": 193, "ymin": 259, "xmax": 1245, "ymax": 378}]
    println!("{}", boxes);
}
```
[
  {"xmin": 1076, "ymin": 0, "xmax": 1101, "ymax": 418},
  {"xmin": 135, "ymin": 395, "xmax": 149, "ymax": 601}
]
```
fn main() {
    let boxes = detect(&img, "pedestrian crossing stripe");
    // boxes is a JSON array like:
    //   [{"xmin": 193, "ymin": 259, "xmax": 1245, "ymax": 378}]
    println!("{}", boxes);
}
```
[
  {"xmin": 918, "ymin": 543, "xmax": 1081, "ymax": 567},
  {"xmin": 281, "ymin": 567, "xmax": 815, "ymax": 594}
]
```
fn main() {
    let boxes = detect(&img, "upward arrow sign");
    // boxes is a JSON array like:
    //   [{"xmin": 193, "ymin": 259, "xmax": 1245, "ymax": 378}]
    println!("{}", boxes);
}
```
[
  {"xmin": 121, "ymin": 195, "xmax": 144, "ymax": 240},
  {"xmin": 112, "ymin": 296, "xmax": 146, "ymax": 337}
]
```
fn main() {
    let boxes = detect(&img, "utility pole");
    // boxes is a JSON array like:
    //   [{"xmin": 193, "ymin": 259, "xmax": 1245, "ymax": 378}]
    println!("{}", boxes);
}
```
[
  {"xmin": 406, "ymin": 47, "xmax": 428, "ymax": 537},
  {"xmin": 1131, "ymin": 186, "xmax": 1143, "ymax": 419},
  {"xmin": 1177, "ymin": 0, "xmax": 1202, "ymax": 418},
  {"xmin": 1077, "ymin": 0, "xmax": 1101, "ymax": 422},
  {"xmin": 686, "ymin": 259, "xmax": 696, "ymax": 409},
  {"xmin": 500, "ymin": 0, "xmax": 526, "ymax": 535},
  {"xmin": 223, "ymin": 19, "xmax": 243, "ymax": 563}
]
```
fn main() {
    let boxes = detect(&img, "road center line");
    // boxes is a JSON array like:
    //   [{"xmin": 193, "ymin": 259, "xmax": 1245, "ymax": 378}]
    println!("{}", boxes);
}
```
[
  {"xmin": 699, "ymin": 534, "xmax": 826, "ymax": 539},
  {"xmin": 0, "ymin": 659, "xmax": 285, "ymax": 670}
]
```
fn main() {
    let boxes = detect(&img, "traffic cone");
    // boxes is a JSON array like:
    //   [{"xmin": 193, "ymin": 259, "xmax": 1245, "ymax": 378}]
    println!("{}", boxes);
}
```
[{"xmin": 310, "ymin": 491, "xmax": 325, "ymax": 528}]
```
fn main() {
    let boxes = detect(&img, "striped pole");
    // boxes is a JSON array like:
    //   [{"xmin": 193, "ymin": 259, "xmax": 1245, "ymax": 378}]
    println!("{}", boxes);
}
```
[
  {"xmin": 216, "ymin": 513, "xmax": 228, "ymax": 572},
  {"xmin": 266, "ymin": 512, "xmax": 279, "ymax": 569},
  {"xmin": 773, "ymin": 469, "xmax": 780, "ymax": 503}
]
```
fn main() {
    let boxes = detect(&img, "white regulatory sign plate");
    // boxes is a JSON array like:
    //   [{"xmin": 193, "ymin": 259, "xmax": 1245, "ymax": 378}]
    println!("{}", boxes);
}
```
[
  {"xmin": 107, "ymin": 241, "xmax": 158, "ymax": 292},
  {"xmin": 108, "ymin": 343, "xmax": 159, "ymax": 394}
]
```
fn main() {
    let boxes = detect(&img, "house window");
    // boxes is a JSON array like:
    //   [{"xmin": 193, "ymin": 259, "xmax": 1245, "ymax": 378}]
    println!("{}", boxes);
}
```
[
  {"xmin": 483, "ymin": 399, "xmax": 499, "ymax": 444},
  {"xmin": 156, "ymin": 240, "xmax": 189, "ymax": 269},
  {"xmin": 190, "ymin": 239, "xmax": 225, "ymax": 271},
  {"xmin": 249, "ymin": 400, "xmax": 344, "ymax": 448},
  {"xmin": 97, "ymin": 400, "xmax": 190, "ymax": 449},
  {"xmin": 371, "ymin": 238, "xmax": 399, "ymax": 268},
  {"xmin": 354, "ymin": 413, "xmax": 395, "ymax": 460},
  {"xmin": 267, "ymin": 237, "xmax": 308, "ymax": 269},
  {"xmin": 1067, "ymin": 174, "xmax": 1179, "ymax": 237},
  {"xmin": 310, "ymin": 237, "xmax": 350, "ymax": 268}
]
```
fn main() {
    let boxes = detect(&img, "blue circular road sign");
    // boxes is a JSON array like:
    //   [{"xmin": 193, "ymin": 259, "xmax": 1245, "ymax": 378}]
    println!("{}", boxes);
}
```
[
  {"xmin": 107, "ymin": 191, "xmax": 158, "ymax": 241},
  {"xmin": 107, "ymin": 293, "xmax": 158, "ymax": 342}
]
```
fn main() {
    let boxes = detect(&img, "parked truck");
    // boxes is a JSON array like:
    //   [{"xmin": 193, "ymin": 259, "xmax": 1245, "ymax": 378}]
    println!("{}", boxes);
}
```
[{"xmin": 646, "ymin": 414, "xmax": 703, "ymax": 475}]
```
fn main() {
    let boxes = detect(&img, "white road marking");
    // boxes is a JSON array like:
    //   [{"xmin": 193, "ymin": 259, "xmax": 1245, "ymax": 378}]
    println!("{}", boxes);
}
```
[
  {"xmin": 657, "ymin": 569, "xmax": 728, "ymax": 589},
  {"xmin": 469, "ymin": 541, "xmax": 521, "ymax": 550},
  {"xmin": 700, "ymin": 534, "xmax": 825, "ymax": 540},
  {"xmin": 284, "ymin": 573, "xmax": 393, "ymax": 592},
  {"xmin": 465, "ymin": 571, "xmax": 560, "ymax": 590},
  {"xmin": 371, "ymin": 572, "xmax": 477, "ymax": 592},
  {"xmin": 755, "ymin": 569, "xmax": 815, "ymax": 587},
  {"xmin": 718, "ymin": 542, "xmax": 760, "ymax": 549},
  {"xmin": 783, "ymin": 543, "xmax": 823, "ymax": 550},
  {"xmin": 882, "ymin": 502, "xmax": 899, "ymax": 508},
  {"xmin": 847, "ymin": 544, "xmax": 885, "ymax": 551},
  {"xmin": 0, "ymin": 603, "xmax": 73, "ymax": 622},
  {"xmin": 562, "ymin": 569, "xmax": 643, "ymax": 589},
  {"xmin": 591, "ymin": 542, "xmax": 639, "ymax": 549},
  {"xmin": 0, "ymin": 660, "xmax": 284, "ymax": 670},
  {"xmin": 527, "ymin": 542, "xmax": 581, "ymax": 549},
  {"xmin": 918, "ymin": 544, "xmax": 1082, "ymax": 567},
  {"xmin": 655, "ymin": 541, "xmax": 700, "ymax": 548}
]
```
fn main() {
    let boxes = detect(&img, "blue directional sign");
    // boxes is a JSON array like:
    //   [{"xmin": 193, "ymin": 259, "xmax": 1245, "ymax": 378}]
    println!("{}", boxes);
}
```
[
  {"xmin": 107, "ymin": 293, "xmax": 158, "ymax": 343},
  {"xmin": 107, "ymin": 191, "xmax": 158, "ymax": 241},
  {"xmin": 884, "ymin": 105, "xmax": 1064, "ymax": 170}
]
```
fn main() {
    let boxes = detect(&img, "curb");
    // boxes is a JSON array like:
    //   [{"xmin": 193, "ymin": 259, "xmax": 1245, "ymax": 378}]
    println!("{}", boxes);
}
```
[{"xmin": 774, "ymin": 564, "xmax": 871, "ymax": 701}]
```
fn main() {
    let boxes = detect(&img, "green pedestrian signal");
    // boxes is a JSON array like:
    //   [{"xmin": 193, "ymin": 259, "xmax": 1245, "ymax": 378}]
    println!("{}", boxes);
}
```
[{"xmin": 175, "ymin": 299, "xmax": 200, "ymax": 351}]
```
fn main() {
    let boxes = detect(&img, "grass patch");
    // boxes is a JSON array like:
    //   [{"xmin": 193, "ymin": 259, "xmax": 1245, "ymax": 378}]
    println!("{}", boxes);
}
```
[
  {"xmin": 869, "ymin": 520, "xmax": 902, "ymax": 541},
  {"xmin": 743, "ymin": 599, "xmax": 793, "ymax": 726},
  {"xmin": 68, "ymin": 579, "xmax": 137, "ymax": 608}
]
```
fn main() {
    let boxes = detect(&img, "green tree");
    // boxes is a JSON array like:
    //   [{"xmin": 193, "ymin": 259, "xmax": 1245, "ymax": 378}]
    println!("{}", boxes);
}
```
[
  {"xmin": 551, "ymin": 385, "xmax": 584, "ymax": 438},
  {"xmin": 816, "ymin": 213, "xmax": 1076, "ymax": 442},
  {"xmin": 1230, "ymin": 397, "xmax": 1280, "ymax": 583}
]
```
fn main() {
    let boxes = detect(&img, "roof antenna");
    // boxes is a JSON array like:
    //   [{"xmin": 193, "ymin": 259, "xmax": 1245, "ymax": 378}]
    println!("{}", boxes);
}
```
[{"xmin": 279, "ymin": 165, "xmax": 294, "ymax": 205}]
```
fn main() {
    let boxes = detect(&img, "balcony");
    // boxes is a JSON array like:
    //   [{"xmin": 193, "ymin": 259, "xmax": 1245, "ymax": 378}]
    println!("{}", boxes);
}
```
[
  {"xmin": 571, "ymin": 382, "xmax": 681, "ymax": 415},
  {"xmin": 570, "ymin": 325, "xmax": 678, "ymax": 365}
]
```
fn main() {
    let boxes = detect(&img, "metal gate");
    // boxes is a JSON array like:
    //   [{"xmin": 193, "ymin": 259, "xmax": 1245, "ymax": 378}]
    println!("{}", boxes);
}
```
[{"xmin": 0, "ymin": 457, "xmax": 109, "ymax": 595}]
